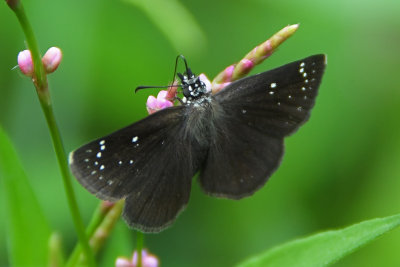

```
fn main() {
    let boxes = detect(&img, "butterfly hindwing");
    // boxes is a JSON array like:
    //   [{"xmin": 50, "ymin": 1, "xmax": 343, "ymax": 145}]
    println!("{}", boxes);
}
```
[
  {"xmin": 69, "ymin": 106, "xmax": 205, "ymax": 232},
  {"xmin": 199, "ymin": 114, "xmax": 284, "ymax": 199},
  {"xmin": 199, "ymin": 54, "xmax": 326, "ymax": 198}
]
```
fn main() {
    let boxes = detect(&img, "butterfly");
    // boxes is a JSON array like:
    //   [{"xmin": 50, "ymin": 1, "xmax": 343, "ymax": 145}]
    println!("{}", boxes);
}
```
[{"xmin": 69, "ymin": 54, "xmax": 326, "ymax": 233}]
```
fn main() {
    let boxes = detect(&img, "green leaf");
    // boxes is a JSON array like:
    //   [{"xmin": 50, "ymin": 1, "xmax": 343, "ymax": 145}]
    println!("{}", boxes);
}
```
[
  {"xmin": 237, "ymin": 214, "xmax": 400, "ymax": 267},
  {"xmin": 0, "ymin": 126, "xmax": 51, "ymax": 267}
]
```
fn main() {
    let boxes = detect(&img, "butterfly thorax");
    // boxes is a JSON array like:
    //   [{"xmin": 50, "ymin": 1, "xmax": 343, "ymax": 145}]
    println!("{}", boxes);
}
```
[{"xmin": 178, "ymin": 69, "xmax": 210, "ymax": 105}]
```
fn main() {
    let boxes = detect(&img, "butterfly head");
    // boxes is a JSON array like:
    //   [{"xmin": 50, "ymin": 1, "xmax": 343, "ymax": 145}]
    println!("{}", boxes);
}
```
[{"xmin": 177, "ymin": 69, "xmax": 209, "ymax": 104}]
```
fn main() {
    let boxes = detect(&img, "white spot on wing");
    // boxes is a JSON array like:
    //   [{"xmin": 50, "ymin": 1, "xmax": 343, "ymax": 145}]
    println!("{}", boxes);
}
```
[
  {"xmin": 129, "ymin": 160, "xmax": 134, "ymax": 164},
  {"xmin": 270, "ymin": 82, "xmax": 277, "ymax": 88},
  {"xmin": 100, "ymin": 145, "xmax": 105, "ymax": 151},
  {"xmin": 100, "ymin": 165, "xmax": 105, "ymax": 170},
  {"xmin": 69, "ymin": 152, "xmax": 74, "ymax": 164},
  {"xmin": 132, "ymin": 136, "xmax": 138, "ymax": 143},
  {"xmin": 96, "ymin": 152, "xmax": 102, "ymax": 158},
  {"xmin": 269, "ymin": 91, "xmax": 274, "ymax": 95},
  {"xmin": 99, "ymin": 140, "xmax": 105, "ymax": 145}
]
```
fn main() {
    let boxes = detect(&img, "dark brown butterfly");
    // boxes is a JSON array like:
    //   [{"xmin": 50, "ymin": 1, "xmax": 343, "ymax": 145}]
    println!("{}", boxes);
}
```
[{"xmin": 69, "ymin": 54, "xmax": 326, "ymax": 233}]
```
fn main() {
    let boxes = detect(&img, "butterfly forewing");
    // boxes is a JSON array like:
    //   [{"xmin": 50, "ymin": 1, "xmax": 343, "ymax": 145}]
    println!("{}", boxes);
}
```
[
  {"xmin": 215, "ymin": 54, "xmax": 326, "ymax": 137},
  {"xmin": 198, "ymin": 54, "xmax": 326, "ymax": 198},
  {"xmin": 69, "ymin": 106, "xmax": 206, "ymax": 232}
]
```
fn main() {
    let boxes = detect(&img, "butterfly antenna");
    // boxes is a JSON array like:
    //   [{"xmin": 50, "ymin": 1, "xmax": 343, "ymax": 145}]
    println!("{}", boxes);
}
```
[
  {"xmin": 135, "ymin": 84, "xmax": 181, "ymax": 93},
  {"xmin": 135, "ymin": 55, "xmax": 191, "ymax": 94}
]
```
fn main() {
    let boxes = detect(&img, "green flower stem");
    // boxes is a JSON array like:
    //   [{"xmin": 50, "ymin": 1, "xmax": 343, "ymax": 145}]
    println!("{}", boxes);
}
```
[
  {"xmin": 40, "ymin": 100, "xmax": 95, "ymax": 267},
  {"xmin": 137, "ymin": 231, "xmax": 144, "ymax": 267},
  {"xmin": 212, "ymin": 24, "xmax": 299, "ymax": 93},
  {"xmin": 90, "ymin": 200, "xmax": 124, "ymax": 254},
  {"xmin": 67, "ymin": 202, "xmax": 104, "ymax": 267},
  {"xmin": 66, "ymin": 201, "xmax": 122, "ymax": 267},
  {"xmin": 48, "ymin": 233, "xmax": 65, "ymax": 267},
  {"xmin": 12, "ymin": 2, "xmax": 47, "ymax": 95},
  {"xmin": 8, "ymin": 2, "xmax": 95, "ymax": 266}
]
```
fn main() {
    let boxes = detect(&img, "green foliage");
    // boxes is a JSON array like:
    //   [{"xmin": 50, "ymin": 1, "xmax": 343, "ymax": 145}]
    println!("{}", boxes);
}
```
[
  {"xmin": 1, "ymin": 0, "xmax": 400, "ymax": 266},
  {"xmin": 237, "ymin": 214, "xmax": 400, "ymax": 267},
  {"xmin": 123, "ymin": 0, "xmax": 206, "ymax": 55},
  {"xmin": 0, "ymin": 126, "xmax": 51, "ymax": 267}
]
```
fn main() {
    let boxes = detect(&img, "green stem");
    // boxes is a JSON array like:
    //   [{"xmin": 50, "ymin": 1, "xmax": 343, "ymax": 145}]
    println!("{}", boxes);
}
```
[
  {"xmin": 39, "ymin": 95, "xmax": 96, "ymax": 267},
  {"xmin": 137, "ymin": 232, "xmax": 144, "ymax": 267},
  {"xmin": 66, "ymin": 201, "xmax": 121, "ymax": 267},
  {"xmin": 9, "ymin": 2, "xmax": 96, "ymax": 266},
  {"xmin": 13, "ymin": 2, "xmax": 47, "ymax": 93},
  {"xmin": 67, "ymin": 202, "xmax": 103, "ymax": 267}
]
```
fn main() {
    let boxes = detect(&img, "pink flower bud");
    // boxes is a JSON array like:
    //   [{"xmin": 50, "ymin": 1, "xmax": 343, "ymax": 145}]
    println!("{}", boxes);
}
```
[
  {"xmin": 116, "ymin": 249, "xmax": 159, "ymax": 267},
  {"xmin": 115, "ymin": 257, "xmax": 134, "ymax": 267},
  {"xmin": 166, "ymin": 80, "xmax": 179, "ymax": 100},
  {"xmin": 42, "ymin": 47, "xmax": 62, "ymax": 73},
  {"xmin": 142, "ymin": 255, "xmax": 159, "ymax": 267},
  {"xmin": 212, "ymin": 82, "xmax": 231, "ymax": 94},
  {"xmin": 199, "ymin": 73, "xmax": 211, "ymax": 92},
  {"xmin": 146, "ymin": 90, "xmax": 174, "ymax": 114},
  {"xmin": 17, "ymin": 50, "xmax": 34, "ymax": 77},
  {"xmin": 100, "ymin": 200, "xmax": 115, "ymax": 213},
  {"xmin": 237, "ymin": 58, "xmax": 254, "ymax": 74}
]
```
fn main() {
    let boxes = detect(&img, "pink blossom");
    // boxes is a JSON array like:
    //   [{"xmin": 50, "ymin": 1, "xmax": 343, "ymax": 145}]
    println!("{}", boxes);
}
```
[
  {"xmin": 17, "ymin": 50, "xmax": 34, "ymax": 77},
  {"xmin": 198, "ymin": 73, "xmax": 211, "ymax": 92},
  {"xmin": 42, "ymin": 47, "xmax": 62, "ymax": 73},
  {"xmin": 17, "ymin": 47, "xmax": 62, "ymax": 77},
  {"xmin": 115, "ymin": 249, "xmax": 159, "ymax": 267},
  {"xmin": 146, "ymin": 90, "xmax": 174, "ymax": 114}
]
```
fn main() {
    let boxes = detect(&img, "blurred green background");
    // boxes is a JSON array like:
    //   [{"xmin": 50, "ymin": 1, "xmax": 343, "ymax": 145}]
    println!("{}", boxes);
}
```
[{"xmin": 1, "ymin": 0, "xmax": 400, "ymax": 266}]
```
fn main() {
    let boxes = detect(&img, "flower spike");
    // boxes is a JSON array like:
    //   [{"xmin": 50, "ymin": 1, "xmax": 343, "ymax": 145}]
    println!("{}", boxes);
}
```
[{"xmin": 212, "ymin": 24, "xmax": 299, "ymax": 93}]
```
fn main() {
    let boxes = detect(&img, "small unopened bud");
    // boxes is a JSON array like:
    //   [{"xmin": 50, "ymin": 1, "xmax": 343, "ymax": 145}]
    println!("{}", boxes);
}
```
[
  {"xmin": 146, "ymin": 90, "xmax": 174, "ymax": 114},
  {"xmin": 236, "ymin": 58, "xmax": 254, "ymax": 75},
  {"xmin": 212, "ymin": 24, "xmax": 299, "ymax": 88},
  {"xmin": 115, "ymin": 258, "xmax": 134, "ymax": 267},
  {"xmin": 199, "ymin": 73, "xmax": 212, "ymax": 92},
  {"xmin": 42, "ymin": 47, "xmax": 62, "ymax": 73},
  {"xmin": 17, "ymin": 50, "xmax": 34, "ymax": 77},
  {"xmin": 212, "ymin": 82, "xmax": 231, "ymax": 94},
  {"xmin": 100, "ymin": 200, "xmax": 115, "ymax": 213},
  {"xmin": 116, "ymin": 249, "xmax": 159, "ymax": 267}
]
